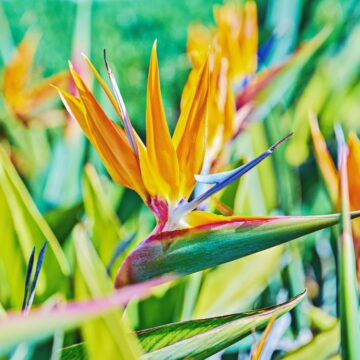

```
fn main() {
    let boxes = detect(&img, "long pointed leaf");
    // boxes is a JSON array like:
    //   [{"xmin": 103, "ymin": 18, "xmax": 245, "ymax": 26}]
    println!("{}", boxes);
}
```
[
  {"xmin": 0, "ymin": 146, "xmax": 69, "ymax": 305},
  {"xmin": 116, "ymin": 212, "xmax": 360, "ymax": 286},
  {"xmin": 138, "ymin": 291, "xmax": 306, "ymax": 360},
  {"xmin": 0, "ymin": 277, "xmax": 169, "ymax": 355},
  {"xmin": 73, "ymin": 225, "xmax": 142, "ymax": 359},
  {"xmin": 21, "ymin": 247, "xmax": 35, "ymax": 311},
  {"xmin": 26, "ymin": 242, "xmax": 47, "ymax": 311},
  {"xmin": 60, "ymin": 290, "xmax": 304, "ymax": 360},
  {"xmin": 82, "ymin": 164, "xmax": 126, "ymax": 270}
]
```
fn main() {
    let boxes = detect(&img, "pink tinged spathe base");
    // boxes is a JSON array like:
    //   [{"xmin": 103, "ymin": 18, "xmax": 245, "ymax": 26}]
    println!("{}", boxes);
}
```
[{"xmin": 114, "ymin": 213, "xmax": 360, "ymax": 288}]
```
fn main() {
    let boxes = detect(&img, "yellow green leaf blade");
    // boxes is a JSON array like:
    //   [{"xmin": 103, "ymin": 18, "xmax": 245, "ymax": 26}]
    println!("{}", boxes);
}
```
[
  {"xmin": 0, "ymin": 146, "xmax": 69, "ymax": 304},
  {"xmin": 73, "ymin": 225, "xmax": 142, "ymax": 360},
  {"xmin": 193, "ymin": 246, "xmax": 283, "ymax": 317},
  {"xmin": 138, "ymin": 291, "xmax": 306, "ymax": 360},
  {"xmin": 280, "ymin": 324, "xmax": 339, "ymax": 360},
  {"xmin": 0, "ymin": 146, "xmax": 69, "ymax": 274},
  {"xmin": 82, "ymin": 164, "xmax": 125, "ymax": 270},
  {"xmin": 280, "ymin": 307, "xmax": 339, "ymax": 360},
  {"xmin": 0, "ymin": 276, "xmax": 166, "ymax": 355},
  {"xmin": 0, "ymin": 184, "xmax": 24, "ymax": 307}
]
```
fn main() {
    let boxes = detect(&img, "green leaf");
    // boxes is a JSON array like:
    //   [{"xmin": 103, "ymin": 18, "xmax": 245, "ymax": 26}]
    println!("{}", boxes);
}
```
[
  {"xmin": 0, "ymin": 145, "xmax": 69, "ymax": 306},
  {"xmin": 60, "ymin": 291, "xmax": 306, "ymax": 360},
  {"xmin": 61, "ymin": 344, "xmax": 87, "ymax": 360},
  {"xmin": 82, "ymin": 164, "xmax": 126, "ymax": 271},
  {"xmin": 281, "ymin": 323, "xmax": 339, "ymax": 360},
  {"xmin": 0, "ymin": 302, "xmax": 5, "ymax": 317},
  {"xmin": 286, "ymin": 26, "xmax": 360, "ymax": 166},
  {"xmin": 116, "ymin": 212, "xmax": 360, "ymax": 286},
  {"xmin": 137, "ymin": 291, "xmax": 306, "ymax": 360},
  {"xmin": 0, "ymin": 276, "xmax": 166, "ymax": 355},
  {"xmin": 73, "ymin": 225, "xmax": 142, "ymax": 360},
  {"xmin": 193, "ymin": 246, "xmax": 283, "ymax": 317},
  {"xmin": 0, "ymin": 183, "xmax": 24, "ymax": 307},
  {"xmin": 280, "ymin": 307, "xmax": 339, "ymax": 360},
  {"xmin": 45, "ymin": 202, "xmax": 84, "ymax": 243}
]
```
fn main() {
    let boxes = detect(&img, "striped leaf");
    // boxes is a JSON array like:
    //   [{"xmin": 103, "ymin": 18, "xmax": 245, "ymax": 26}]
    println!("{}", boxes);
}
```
[
  {"xmin": 138, "ymin": 291, "xmax": 306, "ymax": 360},
  {"xmin": 116, "ymin": 212, "xmax": 360, "ymax": 286}
]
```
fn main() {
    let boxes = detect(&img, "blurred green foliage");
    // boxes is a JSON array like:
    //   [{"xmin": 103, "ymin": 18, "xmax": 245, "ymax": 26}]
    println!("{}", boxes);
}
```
[{"xmin": 1, "ymin": 0, "xmax": 223, "ymax": 134}]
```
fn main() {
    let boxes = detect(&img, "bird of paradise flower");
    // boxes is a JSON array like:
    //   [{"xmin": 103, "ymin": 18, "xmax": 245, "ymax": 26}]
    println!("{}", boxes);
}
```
[
  {"xmin": 56, "ymin": 41, "xmax": 289, "ymax": 229},
  {"xmin": 57, "ymin": 41, "xmax": 359, "ymax": 288}
]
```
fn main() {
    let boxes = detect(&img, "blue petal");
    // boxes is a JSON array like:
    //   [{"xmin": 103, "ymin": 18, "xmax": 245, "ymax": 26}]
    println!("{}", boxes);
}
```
[
  {"xmin": 258, "ymin": 35, "xmax": 277, "ymax": 67},
  {"xmin": 175, "ymin": 133, "xmax": 292, "ymax": 217},
  {"xmin": 195, "ymin": 167, "xmax": 244, "ymax": 185}
]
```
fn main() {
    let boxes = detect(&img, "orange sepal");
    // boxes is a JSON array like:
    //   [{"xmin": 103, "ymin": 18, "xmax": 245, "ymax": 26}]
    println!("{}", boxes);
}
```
[{"xmin": 309, "ymin": 113, "xmax": 338, "ymax": 204}]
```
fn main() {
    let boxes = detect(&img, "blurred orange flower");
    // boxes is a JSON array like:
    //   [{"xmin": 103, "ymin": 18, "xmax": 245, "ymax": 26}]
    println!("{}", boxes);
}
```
[
  {"xmin": 2, "ymin": 32, "xmax": 68, "ymax": 126},
  {"xmin": 184, "ymin": 1, "xmax": 258, "ymax": 160},
  {"xmin": 309, "ymin": 114, "xmax": 360, "ymax": 290}
]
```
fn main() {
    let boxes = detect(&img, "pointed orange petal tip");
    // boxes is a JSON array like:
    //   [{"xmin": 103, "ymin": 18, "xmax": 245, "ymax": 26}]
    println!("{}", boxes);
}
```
[
  {"xmin": 152, "ymin": 38, "xmax": 158, "ymax": 50},
  {"xmin": 51, "ymin": 85, "xmax": 67, "ymax": 101},
  {"xmin": 81, "ymin": 53, "xmax": 95, "ymax": 69},
  {"xmin": 103, "ymin": 50, "xmax": 139, "ymax": 157},
  {"xmin": 348, "ymin": 131, "xmax": 360, "ymax": 146},
  {"xmin": 150, "ymin": 39, "xmax": 158, "ymax": 63}
]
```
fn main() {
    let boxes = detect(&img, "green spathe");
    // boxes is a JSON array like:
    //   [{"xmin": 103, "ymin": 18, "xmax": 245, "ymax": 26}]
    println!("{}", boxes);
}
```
[{"xmin": 116, "ymin": 212, "xmax": 360, "ymax": 286}]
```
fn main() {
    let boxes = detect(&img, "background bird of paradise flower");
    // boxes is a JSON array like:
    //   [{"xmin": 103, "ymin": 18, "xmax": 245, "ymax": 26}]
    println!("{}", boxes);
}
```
[{"xmin": 0, "ymin": 0, "xmax": 359, "ymax": 359}]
